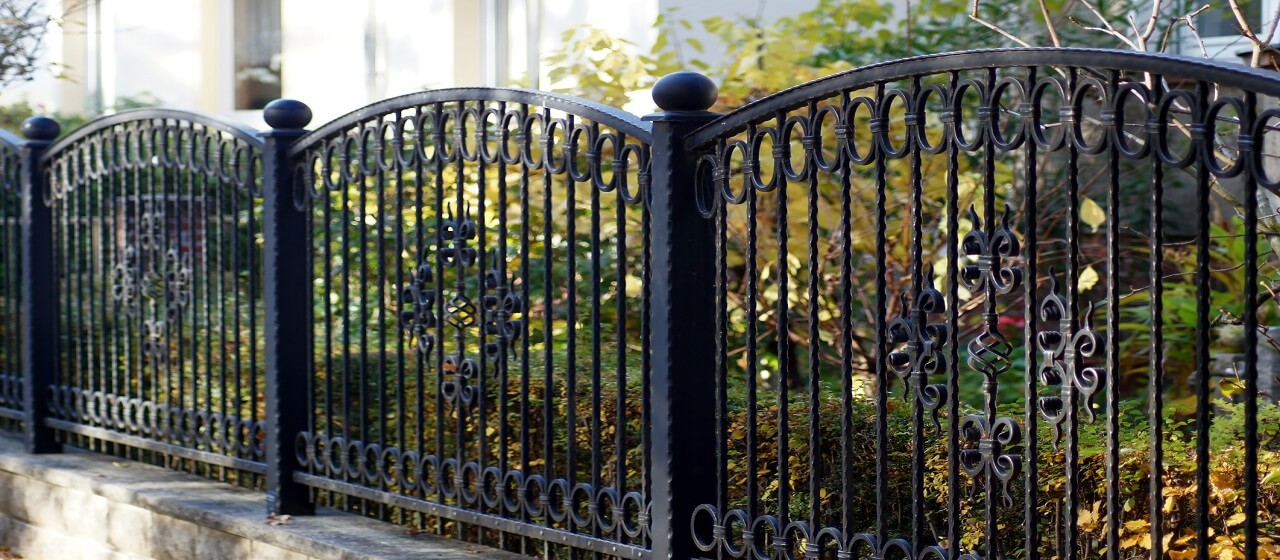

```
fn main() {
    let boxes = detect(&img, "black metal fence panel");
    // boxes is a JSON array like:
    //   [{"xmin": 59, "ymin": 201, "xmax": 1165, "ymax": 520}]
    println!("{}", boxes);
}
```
[
  {"xmin": 0, "ymin": 130, "xmax": 22, "ymax": 430},
  {"xmin": 0, "ymin": 47, "xmax": 1276, "ymax": 560},
  {"xmin": 681, "ymin": 48, "xmax": 1280, "ymax": 560},
  {"xmin": 39, "ymin": 111, "xmax": 267, "ymax": 482},
  {"xmin": 287, "ymin": 89, "xmax": 654, "ymax": 558}
]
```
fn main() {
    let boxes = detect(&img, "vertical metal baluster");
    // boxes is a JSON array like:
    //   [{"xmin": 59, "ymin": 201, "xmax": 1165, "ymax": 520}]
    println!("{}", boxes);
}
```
[
  {"xmin": 494, "ymin": 100, "xmax": 510, "ymax": 535},
  {"xmin": 215, "ymin": 130, "xmax": 230, "ymax": 472},
  {"xmin": 565, "ymin": 113, "xmax": 580, "ymax": 536},
  {"xmin": 202, "ymin": 132, "xmax": 217, "ymax": 474},
  {"xmin": 945, "ymin": 70, "xmax": 962, "ymax": 558},
  {"xmin": 838, "ymin": 89, "xmax": 856, "ymax": 538},
  {"xmin": 745, "ymin": 121, "xmax": 761, "ymax": 540},
  {"xmin": 806, "ymin": 100, "xmax": 823, "ymax": 545},
  {"xmin": 981, "ymin": 67, "xmax": 1001, "ymax": 560},
  {"xmin": 413, "ymin": 106, "xmax": 426, "ymax": 505},
  {"xmin": 321, "ymin": 141, "xmax": 334, "ymax": 479},
  {"xmin": 906, "ymin": 77, "xmax": 927, "ymax": 550},
  {"xmin": 1104, "ymin": 69, "xmax": 1122, "ymax": 560},
  {"xmin": 226, "ymin": 141, "xmax": 236, "ymax": 478},
  {"xmin": 872, "ymin": 81, "xmax": 889, "ymax": 544},
  {"xmin": 394, "ymin": 109, "xmax": 407, "ymax": 502},
  {"xmin": 359, "ymin": 120, "xmax": 371, "ymax": 510},
  {"xmin": 1242, "ymin": 89, "xmax": 1259, "ymax": 560},
  {"xmin": 540, "ymin": 105, "xmax": 556, "ymax": 545},
  {"xmin": 715, "ymin": 137, "xmax": 730, "ymax": 552},
  {"xmin": 1022, "ymin": 65, "xmax": 1040, "ymax": 560},
  {"xmin": 1152, "ymin": 74, "xmax": 1172, "ymax": 560},
  {"xmin": 453, "ymin": 102, "xmax": 469, "ymax": 526},
  {"xmin": 775, "ymin": 109, "xmax": 792, "ymax": 554},
  {"xmin": 1064, "ymin": 66, "xmax": 1082, "ymax": 560},
  {"xmin": 587, "ymin": 120, "xmax": 603, "ymax": 542},
  {"xmin": 475, "ymin": 102, "xmax": 489, "ymax": 520},
  {"xmin": 184, "ymin": 127, "xmax": 199, "ymax": 461},
  {"xmin": 376, "ymin": 115, "xmax": 390, "ymax": 509},
  {"xmin": 639, "ymin": 160, "xmax": 652, "ymax": 550},
  {"xmin": 1193, "ymin": 80, "xmax": 1212, "ymax": 560},
  {"xmin": 433, "ymin": 102, "xmax": 447, "ymax": 521},
  {"xmin": 517, "ymin": 101, "xmax": 532, "ymax": 554}
]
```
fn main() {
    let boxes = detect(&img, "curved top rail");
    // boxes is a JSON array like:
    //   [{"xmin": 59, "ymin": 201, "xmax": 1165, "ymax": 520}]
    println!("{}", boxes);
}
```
[
  {"xmin": 687, "ymin": 47, "xmax": 1280, "ymax": 148},
  {"xmin": 290, "ymin": 87, "xmax": 652, "ymax": 157},
  {"xmin": 0, "ymin": 129, "xmax": 21, "ymax": 152},
  {"xmin": 42, "ymin": 107, "xmax": 263, "ymax": 163}
]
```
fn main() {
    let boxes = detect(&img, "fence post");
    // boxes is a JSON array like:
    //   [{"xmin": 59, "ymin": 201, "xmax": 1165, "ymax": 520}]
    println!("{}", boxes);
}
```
[
  {"xmin": 19, "ymin": 116, "xmax": 61, "ymax": 454},
  {"xmin": 260, "ymin": 99, "xmax": 315, "ymax": 515},
  {"xmin": 644, "ymin": 72, "xmax": 720, "ymax": 559}
]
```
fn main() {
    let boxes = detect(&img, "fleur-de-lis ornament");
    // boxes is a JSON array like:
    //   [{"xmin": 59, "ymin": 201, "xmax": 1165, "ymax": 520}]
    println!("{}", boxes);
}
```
[
  {"xmin": 1036, "ymin": 270, "xmax": 1104, "ymax": 448},
  {"xmin": 886, "ymin": 264, "xmax": 949, "ymax": 427}
]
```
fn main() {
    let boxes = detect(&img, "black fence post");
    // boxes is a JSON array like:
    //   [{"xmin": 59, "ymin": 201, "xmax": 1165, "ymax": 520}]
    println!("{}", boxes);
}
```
[
  {"xmin": 19, "ymin": 116, "xmax": 61, "ymax": 454},
  {"xmin": 260, "ymin": 99, "xmax": 315, "ymax": 515},
  {"xmin": 644, "ymin": 72, "xmax": 720, "ymax": 559}
]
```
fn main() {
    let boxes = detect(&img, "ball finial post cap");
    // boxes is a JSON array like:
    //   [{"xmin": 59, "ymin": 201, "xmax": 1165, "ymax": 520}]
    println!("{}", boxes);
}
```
[
  {"xmin": 21, "ymin": 116, "xmax": 60, "ymax": 141},
  {"xmin": 652, "ymin": 72, "xmax": 718, "ymax": 112},
  {"xmin": 263, "ymin": 99, "xmax": 313, "ymax": 130}
]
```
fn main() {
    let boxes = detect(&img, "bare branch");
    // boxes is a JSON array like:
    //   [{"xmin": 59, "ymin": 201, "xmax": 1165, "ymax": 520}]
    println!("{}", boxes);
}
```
[
  {"xmin": 967, "ymin": 13, "xmax": 1035, "ymax": 47},
  {"xmin": 1078, "ymin": 0, "xmax": 1139, "ymax": 49},
  {"xmin": 1039, "ymin": 0, "xmax": 1063, "ymax": 47}
]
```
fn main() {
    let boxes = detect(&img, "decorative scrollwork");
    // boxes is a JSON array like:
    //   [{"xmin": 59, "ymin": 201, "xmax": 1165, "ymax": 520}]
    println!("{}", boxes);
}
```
[
  {"xmin": 50, "ymin": 387, "xmax": 265, "ymax": 458},
  {"xmin": 110, "ymin": 205, "xmax": 193, "ymax": 367},
  {"xmin": 960, "ymin": 414, "xmax": 1023, "ymax": 504},
  {"xmin": 482, "ymin": 250, "xmax": 523, "ymax": 359},
  {"xmin": 960, "ymin": 203, "xmax": 1022, "ymax": 296},
  {"xmin": 400, "ymin": 263, "xmax": 437, "ymax": 356},
  {"xmin": 440, "ymin": 355, "xmax": 479, "ymax": 407},
  {"xmin": 295, "ymin": 431, "xmax": 651, "ymax": 540},
  {"xmin": 886, "ymin": 265, "xmax": 949, "ymax": 427},
  {"xmin": 1036, "ymin": 271, "xmax": 1104, "ymax": 448},
  {"xmin": 963, "ymin": 205, "xmax": 1020, "ymax": 383}
]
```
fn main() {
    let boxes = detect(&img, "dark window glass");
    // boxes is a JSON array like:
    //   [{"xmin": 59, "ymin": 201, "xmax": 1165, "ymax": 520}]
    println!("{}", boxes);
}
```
[{"xmin": 234, "ymin": 0, "xmax": 282, "ymax": 110}]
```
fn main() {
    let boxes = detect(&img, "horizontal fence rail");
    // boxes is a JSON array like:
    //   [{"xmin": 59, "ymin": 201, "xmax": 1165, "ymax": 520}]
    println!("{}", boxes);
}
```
[{"xmin": 0, "ymin": 47, "xmax": 1275, "ymax": 560}]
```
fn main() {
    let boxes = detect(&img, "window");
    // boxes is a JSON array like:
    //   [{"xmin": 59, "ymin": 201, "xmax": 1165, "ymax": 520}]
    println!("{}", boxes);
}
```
[
  {"xmin": 1198, "ymin": 0, "xmax": 1261, "ymax": 39},
  {"xmin": 234, "ymin": 0, "xmax": 282, "ymax": 110}
]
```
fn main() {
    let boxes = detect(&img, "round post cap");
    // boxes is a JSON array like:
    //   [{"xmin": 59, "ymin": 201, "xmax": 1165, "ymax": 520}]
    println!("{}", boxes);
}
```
[
  {"xmin": 21, "ymin": 116, "xmax": 60, "ymax": 141},
  {"xmin": 652, "ymin": 72, "xmax": 718, "ymax": 112},
  {"xmin": 263, "ymin": 99, "xmax": 313, "ymax": 129}
]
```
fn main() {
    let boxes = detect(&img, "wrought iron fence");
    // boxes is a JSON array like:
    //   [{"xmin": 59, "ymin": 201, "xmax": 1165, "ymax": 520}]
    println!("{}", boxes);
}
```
[
  {"xmin": 0, "ymin": 129, "xmax": 22, "ymax": 431},
  {"xmin": 0, "ymin": 47, "xmax": 1276, "ymax": 560},
  {"xmin": 34, "ymin": 111, "xmax": 269, "ymax": 482}
]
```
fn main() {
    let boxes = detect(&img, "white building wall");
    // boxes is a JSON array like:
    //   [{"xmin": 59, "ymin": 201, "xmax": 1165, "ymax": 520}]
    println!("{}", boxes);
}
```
[{"xmin": 3, "ymin": 0, "xmax": 918, "ymax": 127}]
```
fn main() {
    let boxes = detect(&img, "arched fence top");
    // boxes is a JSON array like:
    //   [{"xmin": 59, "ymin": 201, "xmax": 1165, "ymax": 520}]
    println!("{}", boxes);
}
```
[
  {"xmin": 43, "ymin": 107, "xmax": 264, "ymax": 161},
  {"xmin": 0, "ymin": 130, "xmax": 21, "ymax": 194},
  {"xmin": 686, "ymin": 47, "xmax": 1280, "ymax": 149},
  {"xmin": 40, "ymin": 108, "xmax": 265, "ymax": 201},
  {"xmin": 288, "ymin": 86, "xmax": 653, "ymax": 158}
]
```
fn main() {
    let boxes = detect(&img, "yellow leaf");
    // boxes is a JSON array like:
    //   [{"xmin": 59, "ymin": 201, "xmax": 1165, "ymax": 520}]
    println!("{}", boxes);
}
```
[
  {"xmin": 1078, "ymin": 266, "xmax": 1100, "ymax": 292},
  {"xmin": 1227, "ymin": 512, "xmax": 1247, "ymax": 527},
  {"xmin": 1080, "ymin": 196, "xmax": 1107, "ymax": 232}
]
